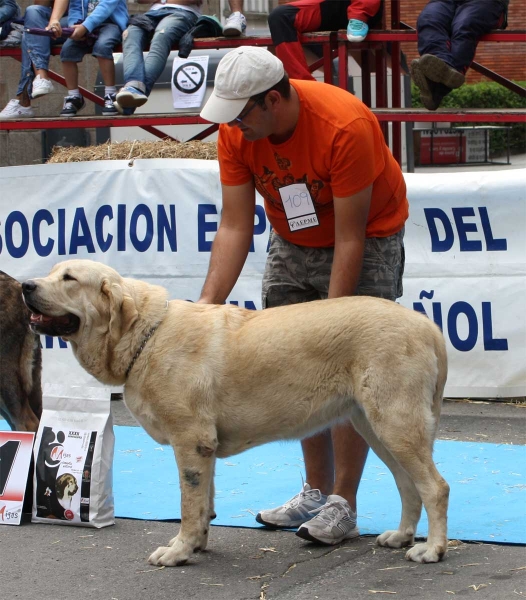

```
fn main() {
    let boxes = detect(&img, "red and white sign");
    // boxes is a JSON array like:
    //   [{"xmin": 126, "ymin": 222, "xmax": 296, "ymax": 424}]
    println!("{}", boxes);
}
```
[{"xmin": 0, "ymin": 432, "xmax": 35, "ymax": 525}]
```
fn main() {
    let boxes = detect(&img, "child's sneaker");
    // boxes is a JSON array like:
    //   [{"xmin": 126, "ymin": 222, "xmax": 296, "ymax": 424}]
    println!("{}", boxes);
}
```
[
  {"xmin": 60, "ymin": 95, "xmax": 85, "ymax": 116},
  {"xmin": 102, "ymin": 93, "xmax": 119, "ymax": 116},
  {"xmin": 223, "ymin": 11, "xmax": 247, "ymax": 37},
  {"xmin": 31, "ymin": 75, "xmax": 54, "ymax": 98},
  {"xmin": 347, "ymin": 19, "xmax": 369, "ymax": 42},
  {"xmin": 113, "ymin": 99, "xmax": 136, "ymax": 116},
  {"xmin": 116, "ymin": 85, "xmax": 147, "ymax": 109},
  {"xmin": 0, "ymin": 99, "xmax": 35, "ymax": 119}
]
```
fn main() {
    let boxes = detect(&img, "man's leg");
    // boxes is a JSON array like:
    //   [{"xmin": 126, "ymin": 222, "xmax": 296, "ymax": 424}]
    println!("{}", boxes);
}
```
[
  {"xmin": 450, "ymin": 0, "xmax": 505, "ymax": 74},
  {"xmin": 143, "ymin": 10, "xmax": 198, "ymax": 96},
  {"xmin": 412, "ymin": 0, "xmax": 458, "ymax": 109},
  {"xmin": 268, "ymin": 0, "xmax": 348, "ymax": 81},
  {"xmin": 256, "ymin": 234, "xmax": 333, "ymax": 529},
  {"xmin": 416, "ymin": 0, "xmax": 455, "ymax": 65},
  {"xmin": 297, "ymin": 229, "xmax": 405, "ymax": 544},
  {"xmin": 330, "ymin": 423, "xmax": 369, "ymax": 513}
]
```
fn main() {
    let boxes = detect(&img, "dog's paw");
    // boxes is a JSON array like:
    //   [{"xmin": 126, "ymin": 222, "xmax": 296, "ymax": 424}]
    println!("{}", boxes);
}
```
[
  {"xmin": 148, "ymin": 543, "xmax": 191, "ymax": 567},
  {"xmin": 376, "ymin": 529, "xmax": 414, "ymax": 549},
  {"xmin": 405, "ymin": 542, "xmax": 446, "ymax": 563}
]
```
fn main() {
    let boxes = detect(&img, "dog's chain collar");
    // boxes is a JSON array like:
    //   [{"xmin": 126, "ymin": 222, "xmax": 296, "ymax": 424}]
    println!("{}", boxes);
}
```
[{"xmin": 125, "ymin": 301, "xmax": 168, "ymax": 380}]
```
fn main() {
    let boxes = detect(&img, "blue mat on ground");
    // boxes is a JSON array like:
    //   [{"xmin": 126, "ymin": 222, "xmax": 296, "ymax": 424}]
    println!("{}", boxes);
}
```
[
  {"xmin": 111, "ymin": 426, "xmax": 526, "ymax": 544},
  {"xmin": 2, "ymin": 422, "xmax": 524, "ymax": 543}
]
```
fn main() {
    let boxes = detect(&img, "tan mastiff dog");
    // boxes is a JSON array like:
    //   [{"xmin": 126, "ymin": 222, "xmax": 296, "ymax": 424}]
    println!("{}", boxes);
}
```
[{"xmin": 22, "ymin": 259, "xmax": 449, "ymax": 567}]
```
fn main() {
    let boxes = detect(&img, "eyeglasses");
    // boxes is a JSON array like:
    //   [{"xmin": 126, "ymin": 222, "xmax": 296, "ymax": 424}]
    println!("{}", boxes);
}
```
[{"xmin": 233, "ymin": 100, "xmax": 261, "ymax": 124}]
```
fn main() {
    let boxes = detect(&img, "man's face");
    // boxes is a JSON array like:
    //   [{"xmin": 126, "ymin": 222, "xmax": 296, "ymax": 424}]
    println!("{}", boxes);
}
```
[{"xmin": 227, "ymin": 98, "xmax": 273, "ymax": 142}]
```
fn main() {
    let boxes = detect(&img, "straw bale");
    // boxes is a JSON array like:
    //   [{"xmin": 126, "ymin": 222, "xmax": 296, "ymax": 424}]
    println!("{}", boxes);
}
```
[{"xmin": 47, "ymin": 140, "xmax": 217, "ymax": 163}]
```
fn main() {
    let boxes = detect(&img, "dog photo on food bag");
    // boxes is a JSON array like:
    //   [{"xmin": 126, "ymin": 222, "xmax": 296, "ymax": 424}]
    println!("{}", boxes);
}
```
[
  {"xmin": 0, "ymin": 271, "xmax": 42, "ymax": 432},
  {"xmin": 22, "ymin": 259, "xmax": 450, "ymax": 567}
]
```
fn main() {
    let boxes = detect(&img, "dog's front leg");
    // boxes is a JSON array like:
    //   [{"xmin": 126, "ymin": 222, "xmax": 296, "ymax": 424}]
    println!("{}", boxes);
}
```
[{"xmin": 148, "ymin": 436, "xmax": 217, "ymax": 567}]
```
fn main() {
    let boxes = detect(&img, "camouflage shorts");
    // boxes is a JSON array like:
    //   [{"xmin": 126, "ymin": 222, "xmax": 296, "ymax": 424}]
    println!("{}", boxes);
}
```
[{"xmin": 262, "ymin": 229, "xmax": 405, "ymax": 308}]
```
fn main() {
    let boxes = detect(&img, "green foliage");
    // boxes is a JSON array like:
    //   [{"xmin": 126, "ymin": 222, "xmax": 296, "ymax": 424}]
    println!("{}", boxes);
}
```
[{"xmin": 411, "ymin": 81, "xmax": 526, "ymax": 156}]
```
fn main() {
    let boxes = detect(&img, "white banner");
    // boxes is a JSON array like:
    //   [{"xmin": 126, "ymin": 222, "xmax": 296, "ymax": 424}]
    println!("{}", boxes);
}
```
[{"xmin": 0, "ymin": 161, "xmax": 524, "ymax": 398}]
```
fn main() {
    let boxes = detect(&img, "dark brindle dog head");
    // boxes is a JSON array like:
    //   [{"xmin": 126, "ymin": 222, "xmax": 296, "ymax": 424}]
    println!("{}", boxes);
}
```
[{"xmin": 0, "ymin": 271, "xmax": 42, "ymax": 431}]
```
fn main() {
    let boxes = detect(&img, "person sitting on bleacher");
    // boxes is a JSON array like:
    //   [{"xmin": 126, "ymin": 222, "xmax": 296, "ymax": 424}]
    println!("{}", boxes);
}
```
[
  {"xmin": 0, "ymin": 0, "xmax": 68, "ymax": 120},
  {"xmin": 113, "ymin": 0, "xmax": 202, "ymax": 115},
  {"xmin": 268, "ymin": 0, "xmax": 382, "ymax": 81},
  {"xmin": 411, "ymin": 0, "xmax": 509, "ymax": 111},
  {"xmin": 59, "ymin": 0, "xmax": 128, "ymax": 116}
]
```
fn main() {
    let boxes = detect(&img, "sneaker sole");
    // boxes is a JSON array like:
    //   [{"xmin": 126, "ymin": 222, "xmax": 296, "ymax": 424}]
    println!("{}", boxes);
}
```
[
  {"xmin": 32, "ymin": 85, "xmax": 53, "ymax": 99},
  {"xmin": 419, "ymin": 54, "xmax": 465, "ymax": 89},
  {"xmin": 255, "ymin": 513, "xmax": 310, "ymax": 529},
  {"xmin": 296, "ymin": 525, "xmax": 360, "ymax": 546},
  {"xmin": 410, "ymin": 60, "xmax": 439, "ymax": 111},
  {"xmin": 223, "ymin": 28, "xmax": 245, "ymax": 37},
  {"xmin": 346, "ymin": 34, "xmax": 367, "ymax": 42},
  {"xmin": 116, "ymin": 93, "xmax": 148, "ymax": 109}
]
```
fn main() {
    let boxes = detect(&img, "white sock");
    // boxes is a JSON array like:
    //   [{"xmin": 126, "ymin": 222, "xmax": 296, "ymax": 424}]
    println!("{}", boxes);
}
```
[
  {"xmin": 68, "ymin": 89, "xmax": 81, "ymax": 98},
  {"xmin": 105, "ymin": 86, "xmax": 117, "ymax": 96}
]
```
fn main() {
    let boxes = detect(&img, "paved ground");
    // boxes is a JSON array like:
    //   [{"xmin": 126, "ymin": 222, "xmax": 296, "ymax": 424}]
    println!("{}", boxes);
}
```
[{"xmin": 1, "ymin": 399, "xmax": 525, "ymax": 600}]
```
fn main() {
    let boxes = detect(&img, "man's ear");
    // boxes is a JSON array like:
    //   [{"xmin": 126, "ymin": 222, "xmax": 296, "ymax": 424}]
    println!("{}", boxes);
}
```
[{"xmin": 101, "ymin": 280, "xmax": 138, "ymax": 337}]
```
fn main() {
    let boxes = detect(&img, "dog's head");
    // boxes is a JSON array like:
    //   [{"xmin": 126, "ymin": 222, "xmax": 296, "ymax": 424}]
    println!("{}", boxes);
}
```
[
  {"xmin": 22, "ymin": 260, "xmax": 137, "ymax": 340},
  {"xmin": 21, "ymin": 260, "xmax": 167, "ymax": 384},
  {"xmin": 55, "ymin": 473, "xmax": 78, "ymax": 500}
]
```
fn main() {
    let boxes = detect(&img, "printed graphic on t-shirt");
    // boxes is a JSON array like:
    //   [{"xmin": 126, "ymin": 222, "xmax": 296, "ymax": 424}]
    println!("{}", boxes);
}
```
[
  {"xmin": 253, "ymin": 152, "xmax": 326, "ymax": 221},
  {"xmin": 87, "ymin": 0, "xmax": 100, "ymax": 16}
]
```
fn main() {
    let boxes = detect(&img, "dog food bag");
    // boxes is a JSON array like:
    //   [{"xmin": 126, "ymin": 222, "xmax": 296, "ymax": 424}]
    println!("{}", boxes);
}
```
[{"xmin": 32, "ymin": 385, "xmax": 115, "ymax": 528}]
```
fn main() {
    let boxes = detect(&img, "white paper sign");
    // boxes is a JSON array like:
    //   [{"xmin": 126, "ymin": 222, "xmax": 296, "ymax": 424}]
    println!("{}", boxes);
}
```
[{"xmin": 171, "ymin": 55, "xmax": 209, "ymax": 109}]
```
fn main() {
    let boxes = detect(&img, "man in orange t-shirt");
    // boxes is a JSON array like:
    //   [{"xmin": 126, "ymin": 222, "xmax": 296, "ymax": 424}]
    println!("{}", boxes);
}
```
[{"xmin": 199, "ymin": 47, "xmax": 408, "ymax": 546}]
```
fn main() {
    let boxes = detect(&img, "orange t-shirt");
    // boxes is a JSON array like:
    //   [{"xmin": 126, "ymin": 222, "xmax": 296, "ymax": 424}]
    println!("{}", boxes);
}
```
[{"xmin": 217, "ymin": 79, "xmax": 408, "ymax": 247}]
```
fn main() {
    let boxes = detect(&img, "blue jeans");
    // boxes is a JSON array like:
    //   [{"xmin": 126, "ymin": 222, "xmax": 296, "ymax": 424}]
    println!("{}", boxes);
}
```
[
  {"xmin": 417, "ymin": 0, "xmax": 505, "ymax": 73},
  {"xmin": 0, "ymin": 0, "xmax": 20, "ymax": 25},
  {"xmin": 60, "ymin": 22, "xmax": 122, "ymax": 62},
  {"xmin": 16, "ymin": 5, "xmax": 67, "ymax": 97},
  {"xmin": 122, "ymin": 7, "xmax": 198, "ymax": 96}
]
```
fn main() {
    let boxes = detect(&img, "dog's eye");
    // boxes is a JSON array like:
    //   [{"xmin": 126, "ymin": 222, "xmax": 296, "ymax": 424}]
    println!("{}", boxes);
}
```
[{"xmin": 63, "ymin": 273, "xmax": 76, "ymax": 282}]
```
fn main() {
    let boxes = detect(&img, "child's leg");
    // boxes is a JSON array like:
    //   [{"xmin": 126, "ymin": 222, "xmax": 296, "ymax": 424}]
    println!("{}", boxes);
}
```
[
  {"xmin": 347, "ymin": 0, "xmax": 381, "ymax": 23},
  {"xmin": 92, "ymin": 23, "xmax": 121, "ymax": 88},
  {"xmin": 269, "ymin": 0, "xmax": 347, "ymax": 81},
  {"xmin": 62, "ymin": 61, "xmax": 80, "ymax": 91},
  {"xmin": 98, "ymin": 58, "xmax": 116, "ymax": 87}
]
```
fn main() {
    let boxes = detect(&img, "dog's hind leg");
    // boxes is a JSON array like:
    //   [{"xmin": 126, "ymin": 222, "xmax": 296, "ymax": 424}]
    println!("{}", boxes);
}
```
[
  {"xmin": 148, "ymin": 429, "xmax": 218, "ymax": 567},
  {"xmin": 353, "ymin": 400, "xmax": 449, "ymax": 563},
  {"xmin": 350, "ymin": 406, "xmax": 423, "ymax": 550}
]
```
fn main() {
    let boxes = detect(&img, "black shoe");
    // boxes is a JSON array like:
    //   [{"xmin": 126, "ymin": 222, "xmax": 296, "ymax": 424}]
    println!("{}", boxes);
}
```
[
  {"xmin": 411, "ymin": 59, "xmax": 451, "ymax": 111},
  {"xmin": 419, "ymin": 54, "xmax": 465, "ymax": 89},
  {"xmin": 102, "ymin": 93, "xmax": 118, "ymax": 116},
  {"xmin": 60, "ymin": 95, "xmax": 85, "ymax": 116}
]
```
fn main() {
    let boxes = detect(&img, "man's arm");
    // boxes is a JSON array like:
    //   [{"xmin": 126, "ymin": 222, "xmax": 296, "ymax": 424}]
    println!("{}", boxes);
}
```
[
  {"xmin": 198, "ymin": 181, "xmax": 256, "ymax": 304},
  {"xmin": 328, "ymin": 185, "xmax": 372, "ymax": 299}
]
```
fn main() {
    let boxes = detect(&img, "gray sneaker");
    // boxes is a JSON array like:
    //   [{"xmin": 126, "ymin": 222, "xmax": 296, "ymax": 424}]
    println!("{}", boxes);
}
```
[
  {"xmin": 256, "ymin": 482, "xmax": 327, "ymax": 528},
  {"xmin": 296, "ymin": 494, "xmax": 360, "ymax": 545}
]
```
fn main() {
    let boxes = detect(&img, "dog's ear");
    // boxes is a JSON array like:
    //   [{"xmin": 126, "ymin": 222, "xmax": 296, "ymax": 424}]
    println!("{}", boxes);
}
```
[{"xmin": 101, "ymin": 280, "xmax": 138, "ymax": 337}]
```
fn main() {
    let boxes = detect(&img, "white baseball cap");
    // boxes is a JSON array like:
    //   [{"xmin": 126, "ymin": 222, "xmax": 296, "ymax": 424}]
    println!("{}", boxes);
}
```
[{"xmin": 200, "ymin": 47, "xmax": 285, "ymax": 124}]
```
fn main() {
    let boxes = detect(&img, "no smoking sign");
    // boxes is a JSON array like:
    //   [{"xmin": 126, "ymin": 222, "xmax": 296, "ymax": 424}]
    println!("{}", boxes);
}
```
[{"xmin": 173, "ymin": 62, "xmax": 205, "ymax": 94}]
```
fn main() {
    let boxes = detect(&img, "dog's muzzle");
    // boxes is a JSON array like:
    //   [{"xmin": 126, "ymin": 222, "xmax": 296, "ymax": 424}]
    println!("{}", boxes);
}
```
[{"xmin": 22, "ymin": 280, "xmax": 81, "ymax": 337}]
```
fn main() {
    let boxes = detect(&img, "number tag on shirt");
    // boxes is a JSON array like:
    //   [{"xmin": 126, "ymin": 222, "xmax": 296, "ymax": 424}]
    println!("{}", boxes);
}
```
[{"xmin": 278, "ymin": 183, "xmax": 319, "ymax": 232}]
